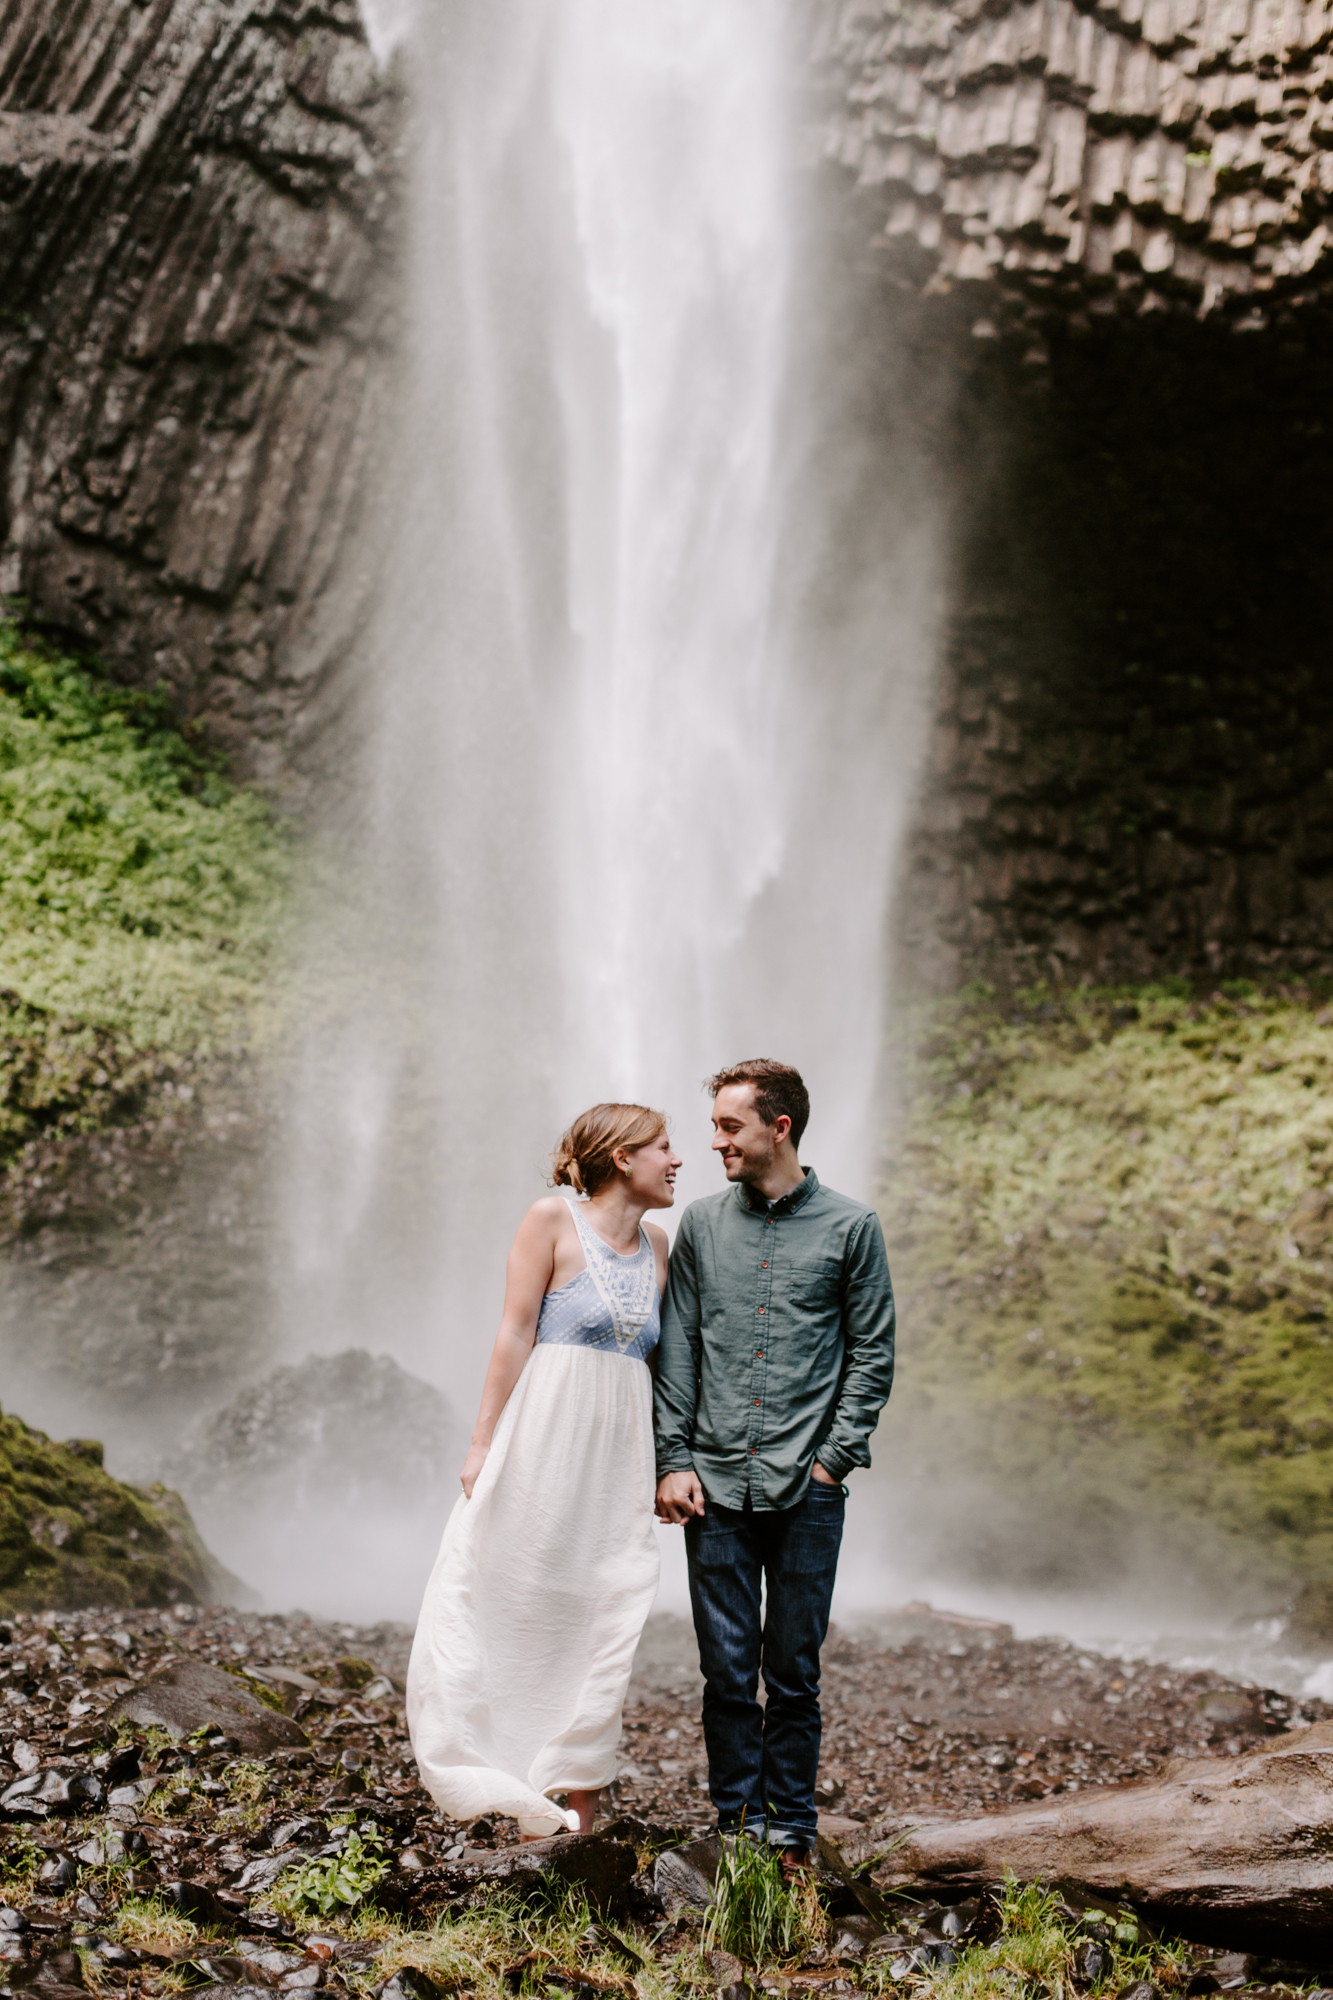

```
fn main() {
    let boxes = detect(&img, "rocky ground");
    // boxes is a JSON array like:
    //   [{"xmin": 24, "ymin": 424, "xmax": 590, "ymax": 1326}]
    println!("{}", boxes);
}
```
[{"xmin": 0, "ymin": 1601, "xmax": 1329, "ymax": 2000}]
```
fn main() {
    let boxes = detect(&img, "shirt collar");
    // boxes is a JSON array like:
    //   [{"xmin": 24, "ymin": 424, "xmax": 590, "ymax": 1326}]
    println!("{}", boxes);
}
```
[{"xmin": 737, "ymin": 1167, "xmax": 820, "ymax": 1217}]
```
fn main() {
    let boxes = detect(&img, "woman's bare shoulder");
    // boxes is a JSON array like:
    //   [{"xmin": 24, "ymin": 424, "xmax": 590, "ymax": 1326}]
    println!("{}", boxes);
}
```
[
  {"xmin": 525, "ymin": 1194, "xmax": 572, "ymax": 1227},
  {"xmin": 644, "ymin": 1219, "xmax": 670, "ymax": 1250}
]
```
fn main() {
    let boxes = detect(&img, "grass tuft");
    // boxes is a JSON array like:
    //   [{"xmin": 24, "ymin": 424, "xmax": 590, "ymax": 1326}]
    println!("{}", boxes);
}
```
[
  {"xmin": 701, "ymin": 1837, "xmax": 824, "ymax": 1966},
  {"xmin": 111, "ymin": 1894, "xmax": 210, "ymax": 1953}
]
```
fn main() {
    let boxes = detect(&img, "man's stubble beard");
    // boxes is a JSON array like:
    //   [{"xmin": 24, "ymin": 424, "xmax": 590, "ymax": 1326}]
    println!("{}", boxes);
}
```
[{"xmin": 730, "ymin": 1143, "xmax": 776, "ymax": 1187}]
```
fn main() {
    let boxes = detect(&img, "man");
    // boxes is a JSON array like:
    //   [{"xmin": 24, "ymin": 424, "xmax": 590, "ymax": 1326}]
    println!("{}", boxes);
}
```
[{"xmin": 654, "ymin": 1058, "xmax": 895, "ymax": 1873}]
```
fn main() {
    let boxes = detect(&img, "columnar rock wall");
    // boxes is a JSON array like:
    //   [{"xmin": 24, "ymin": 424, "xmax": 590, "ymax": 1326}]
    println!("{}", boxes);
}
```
[
  {"xmin": 893, "ymin": 317, "xmax": 1333, "ymax": 990},
  {"xmin": 0, "ymin": 0, "xmax": 401, "ymax": 785},
  {"xmin": 814, "ymin": 0, "xmax": 1333, "ymax": 989},
  {"xmin": 4, "ymin": 0, "xmax": 1331, "ymax": 986},
  {"xmin": 815, "ymin": 0, "xmax": 1333, "ymax": 328}
]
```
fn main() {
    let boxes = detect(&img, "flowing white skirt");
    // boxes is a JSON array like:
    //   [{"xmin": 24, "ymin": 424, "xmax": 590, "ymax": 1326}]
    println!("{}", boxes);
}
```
[{"xmin": 406, "ymin": 1342, "xmax": 660, "ymax": 1836}]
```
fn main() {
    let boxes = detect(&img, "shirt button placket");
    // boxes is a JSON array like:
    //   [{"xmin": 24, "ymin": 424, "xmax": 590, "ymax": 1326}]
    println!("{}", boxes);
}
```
[{"xmin": 751, "ymin": 1218, "xmax": 775, "ymax": 1489}]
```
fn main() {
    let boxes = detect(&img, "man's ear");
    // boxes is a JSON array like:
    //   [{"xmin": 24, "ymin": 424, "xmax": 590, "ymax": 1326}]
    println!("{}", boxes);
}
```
[{"xmin": 772, "ymin": 1114, "xmax": 793, "ymax": 1147}]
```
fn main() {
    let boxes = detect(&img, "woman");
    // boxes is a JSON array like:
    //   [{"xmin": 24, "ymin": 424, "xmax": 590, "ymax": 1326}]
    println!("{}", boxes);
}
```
[{"xmin": 407, "ymin": 1102, "xmax": 680, "ymax": 1838}]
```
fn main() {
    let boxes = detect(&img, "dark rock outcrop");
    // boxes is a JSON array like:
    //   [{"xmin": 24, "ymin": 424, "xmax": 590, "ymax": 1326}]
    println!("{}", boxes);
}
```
[
  {"xmin": 163, "ymin": 1350, "xmax": 462, "ymax": 1521},
  {"xmin": 0, "ymin": 0, "xmax": 402, "ymax": 788},
  {"xmin": 0, "ymin": 1406, "xmax": 241, "ymax": 1610},
  {"xmin": 894, "ymin": 315, "xmax": 1333, "ymax": 990},
  {"xmin": 157, "ymin": 1350, "xmax": 464, "ymax": 1621}
]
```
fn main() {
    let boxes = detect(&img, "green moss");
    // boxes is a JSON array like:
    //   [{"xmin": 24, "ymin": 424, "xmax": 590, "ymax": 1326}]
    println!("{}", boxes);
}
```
[
  {"xmin": 0, "ymin": 617, "xmax": 291, "ymax": 1180},
  {"xmin": 0, "ymin": 1406, "xmax": 239, "ymax": 1611},
  {"xmin": 886, "ymin": 982, "xmax": 1333, "ymax": 1599},
  {"xmin": 0, "ymin": 608, "xmax": 292, "ymax": 1208}
]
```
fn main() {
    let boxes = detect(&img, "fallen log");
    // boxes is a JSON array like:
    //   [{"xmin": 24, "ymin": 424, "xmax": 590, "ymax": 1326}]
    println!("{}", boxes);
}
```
[{"xmin": 856, "ymin": 1721, "xmax": 1333, "ymax": 1956}]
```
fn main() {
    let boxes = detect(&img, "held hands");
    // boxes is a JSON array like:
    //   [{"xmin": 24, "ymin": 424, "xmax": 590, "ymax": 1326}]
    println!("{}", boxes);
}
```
[
  {"xmin": 460, "ymin": 1441, "xmax": 490, "ymax": 1499},
  {"xmin": 655, "ymin": 1470, "xmax": 705, "ymax": 1523}
]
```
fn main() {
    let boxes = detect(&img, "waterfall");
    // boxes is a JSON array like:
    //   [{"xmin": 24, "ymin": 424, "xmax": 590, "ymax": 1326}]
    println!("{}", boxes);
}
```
[{"xmin": 254, "ymin": 0, "xmax": 942, "ymax": 1615}]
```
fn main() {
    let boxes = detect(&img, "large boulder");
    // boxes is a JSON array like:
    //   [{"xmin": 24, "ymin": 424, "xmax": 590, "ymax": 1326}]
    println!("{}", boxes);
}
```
[
  {"xmin": 161, "ymin": 1351, "xmax": 463, "ymax": 1621},
  {"xmin": 106, "ymin": 1657, "xmax": 307, "ymax": 1755},
  {"xmin": 861, "ymin": 1720, "xmax": 1333, "ymax": 1953}
]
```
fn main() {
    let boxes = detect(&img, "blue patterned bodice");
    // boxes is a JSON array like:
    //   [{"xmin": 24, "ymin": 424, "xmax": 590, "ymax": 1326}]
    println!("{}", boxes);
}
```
[{"xmin": 535, "ymin": 1201, "xmax": 661, "ymax": 1364}]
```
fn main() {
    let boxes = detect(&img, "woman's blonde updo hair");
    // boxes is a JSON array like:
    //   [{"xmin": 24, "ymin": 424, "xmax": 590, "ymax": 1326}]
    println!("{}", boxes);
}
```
[{"xmin": 551, "ymin": 1102, "xmax": 667, "ymax": 1196}]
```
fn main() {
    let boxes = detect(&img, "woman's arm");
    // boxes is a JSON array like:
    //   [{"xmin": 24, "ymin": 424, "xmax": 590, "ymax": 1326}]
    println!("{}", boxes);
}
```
[{"xmin": 458, "ymin": 1200, "xmax": 563, "ymax": 1497}]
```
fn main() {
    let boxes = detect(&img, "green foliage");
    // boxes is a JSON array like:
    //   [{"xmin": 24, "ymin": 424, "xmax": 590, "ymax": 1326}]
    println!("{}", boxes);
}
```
[
  {"xmin": 701, "ymin": 1837, "xmax": 823, "ymax": 1966},
  {"xmin": 0, "ymin": 616, "xmax": 290, "ymax": 1059},
  {"xmin": 288, "ymin": 1829, "xmax": 390, "ymax": 1917},
  {"xmin": 887, "ymin": 981, "xmax": 1333, "ymax": 1591},
  {"xmin": 869, "ymin": 1876, "xmax": 1183, "ymax": 1998}
]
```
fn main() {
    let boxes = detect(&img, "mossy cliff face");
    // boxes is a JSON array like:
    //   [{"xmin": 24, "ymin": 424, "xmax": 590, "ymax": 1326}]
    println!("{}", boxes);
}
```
[
  {"xmin": 885, "ymin": 981, "xmax": 1333, "ymax": 1608},
  {"xmin": 0, "ymin": 617, "xmax": 290, "ymax": 1238},
  {"xmin": 0, "ymin": 1407, "xmax": 238, "ymax": 1611}
]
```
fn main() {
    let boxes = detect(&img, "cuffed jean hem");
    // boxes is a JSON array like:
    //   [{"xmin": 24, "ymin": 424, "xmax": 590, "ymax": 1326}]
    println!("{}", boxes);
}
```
[{"xmin": 717, "ymin": 1818, "xmax": 817, "ymax": 1848}]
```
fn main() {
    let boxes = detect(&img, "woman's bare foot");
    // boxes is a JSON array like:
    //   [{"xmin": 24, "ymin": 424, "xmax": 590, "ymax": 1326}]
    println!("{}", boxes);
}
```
[{"xmin": 568, "ymin": 1788, "xmax": 600, "ymax": 1834}]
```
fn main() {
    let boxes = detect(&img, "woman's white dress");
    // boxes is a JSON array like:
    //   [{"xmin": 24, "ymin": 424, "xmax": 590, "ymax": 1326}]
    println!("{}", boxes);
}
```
[{"xmin": 406, "ymin": 1203, "xmax": 662, "ymax": 1836}]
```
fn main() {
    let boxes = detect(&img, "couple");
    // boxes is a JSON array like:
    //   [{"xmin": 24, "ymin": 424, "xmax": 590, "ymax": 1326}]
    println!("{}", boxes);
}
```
[{"xmin": 406, "ymin": 1058, "xmax": 896, "ymax": 1867}]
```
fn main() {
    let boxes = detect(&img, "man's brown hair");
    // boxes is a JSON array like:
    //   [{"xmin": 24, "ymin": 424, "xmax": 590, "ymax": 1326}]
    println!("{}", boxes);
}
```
[{"xmin": 707, "ymin": 1059, "xmax": 810, "ymax": 1151}]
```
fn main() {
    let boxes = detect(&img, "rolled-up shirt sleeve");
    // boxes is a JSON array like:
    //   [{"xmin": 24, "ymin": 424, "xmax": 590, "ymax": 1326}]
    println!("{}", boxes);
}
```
[
  {"xmin": 654, "ymin": 1207, "xmax": 702, "ymax": 1478},
  {"xmin": 814, "ymin": 1212, "xmax": 896, "ymax": 1482}
]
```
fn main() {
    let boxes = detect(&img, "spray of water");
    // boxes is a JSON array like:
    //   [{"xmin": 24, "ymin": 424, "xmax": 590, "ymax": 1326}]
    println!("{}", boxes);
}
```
[{"xmin": 218, "ymin": 0, "xmax": 944, "ymax": 1617}]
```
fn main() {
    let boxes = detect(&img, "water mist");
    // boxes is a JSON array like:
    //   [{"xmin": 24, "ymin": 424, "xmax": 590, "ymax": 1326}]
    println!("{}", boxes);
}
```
[{"xmin": 221, "ymin": 0, "xmax": 944, "ymax": 1617}]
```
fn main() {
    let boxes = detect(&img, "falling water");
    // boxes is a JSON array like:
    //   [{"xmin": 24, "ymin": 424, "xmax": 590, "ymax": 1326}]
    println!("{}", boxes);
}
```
[{"xmin": 237, "ymin": 0, "xmax": 944, "ymax": 1615}]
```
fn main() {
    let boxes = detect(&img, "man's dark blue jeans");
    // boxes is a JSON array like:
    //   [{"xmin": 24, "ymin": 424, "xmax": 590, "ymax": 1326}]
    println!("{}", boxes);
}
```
[{"xmin": 684, "ymin": 1478, "xmax": 845, "ymax": 1850}]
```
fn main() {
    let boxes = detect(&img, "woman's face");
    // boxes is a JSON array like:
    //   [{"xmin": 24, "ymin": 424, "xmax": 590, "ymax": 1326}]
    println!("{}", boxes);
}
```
[{"xmin": 624, "ymin": 1129, "xmax": 681, "ymax": 1208}]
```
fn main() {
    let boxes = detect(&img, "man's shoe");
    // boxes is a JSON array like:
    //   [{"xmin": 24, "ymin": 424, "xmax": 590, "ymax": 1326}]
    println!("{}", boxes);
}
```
[{"xmin": 780, "ymin": 1844, "xmax": 814, "ymax": 1881}]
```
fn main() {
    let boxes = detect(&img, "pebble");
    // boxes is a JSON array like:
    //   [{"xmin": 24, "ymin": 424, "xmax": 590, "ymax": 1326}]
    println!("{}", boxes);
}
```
[{"xmin": 0, "ymin": 1600, "xmax": 1320, "ymax": 2000}]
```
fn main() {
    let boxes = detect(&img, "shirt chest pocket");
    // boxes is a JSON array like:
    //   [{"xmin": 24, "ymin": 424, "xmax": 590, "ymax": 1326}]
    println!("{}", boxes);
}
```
[{"xmin": 784, "ymin": 1254, "xmax": 842, "ymax": 1309}]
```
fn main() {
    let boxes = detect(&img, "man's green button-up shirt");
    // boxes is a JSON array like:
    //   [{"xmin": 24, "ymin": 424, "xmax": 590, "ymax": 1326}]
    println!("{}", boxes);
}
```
[{"xmin": 653, "ymin": 1168, "xmax": 895, "ymax": 1511}]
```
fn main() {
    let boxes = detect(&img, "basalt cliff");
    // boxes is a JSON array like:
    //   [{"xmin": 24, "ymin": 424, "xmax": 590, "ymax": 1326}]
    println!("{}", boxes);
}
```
[{"xmin": 1, "ymin": 0, "xmax": 1331, "ymax": 983}]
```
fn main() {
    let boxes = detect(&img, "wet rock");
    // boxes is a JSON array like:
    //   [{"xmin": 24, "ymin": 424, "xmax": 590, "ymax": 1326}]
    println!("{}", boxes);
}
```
[
  {"xmin": 32, "ymin": 1951, "xmax": 83, "ymax": 1989},
  {"xmin": 652, "ymin": 1835, "xmax": 720, "ymax": 1910},
  {"xmin": 189, "ymin": 1987, "xmax": 276, "ymax": 2000},
  {"xmin": 92, "ymin": 1946, "xmax": 138, "ymax": 1970},
  {"xmin": 0, "ymin": 1770, "xmax": 101, "ymax": 1821},
  {"xmin": 871, "ymin": 1720, "xmax": 1333, "ymax": 1952},
  {"xmin": 829, "ymin": 1914, "xmax": 884, "ymax": 1958},
  {"xmin": 190, "ymin": 1958, "xmax": 268, "ymax": 1987},
  {"xmin": 34, "ymin": 1857, "xmax": 76, "ymax": 1892},
  {"xmin": 1074, "ymin": 1940, "xmax": 1110, "ymax": 1986},
  {"xmin": 168, "ymin": 1881, "xmax": 242, "ymax": 1929},
  {"xmin": 441, "ymin": 1833, "xmax": 637, "ymax": 1914},
  {"xmin": 231, "ymin": 1851, "xmax": 318, "ymax": 1896},
  {"xmin": 268, "ymin": 1818, "xmax": 324, "ymax": 1850},
  {"xmin": 107, "ymin": 1660, "xmax": 307, "ymax": 1754},
  {"xmin": 377, "ymin": 1971, "xmax": 445, "ymax": 2000}
]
